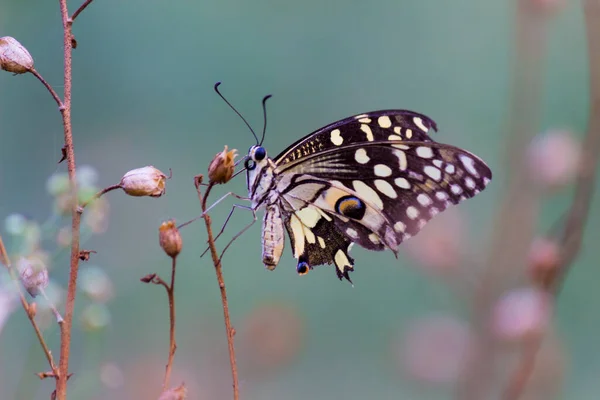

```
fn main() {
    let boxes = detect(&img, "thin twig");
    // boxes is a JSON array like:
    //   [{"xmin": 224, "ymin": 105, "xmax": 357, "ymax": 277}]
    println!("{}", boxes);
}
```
[
  {"xmin": 28, "ymin": 69, "xmax": 63, "ymax": 108},
  {"xmin": 79, "ymin": 184, "xmax": 121, "ymax": 209},
  {"xmin": 197, "ymin": 180, "xmax": 239, "ymax": 400},
  {"xmin": 56, "ymin": 0, "xmax": 82, "ymax": 398},
  {"xmin": 71, "ymin": 0, "xmax": 96, "ymax": 22},
  {"xmin": 0, "ymin": 236, "xmax": 58, "ymax": 377},
  {"xmin": 160, "ymin": 257, "xmax": 178, "ymax": 391},
  {"xmin": 502, "ymin": 1, "xmax": 600, "ymax": 398}
]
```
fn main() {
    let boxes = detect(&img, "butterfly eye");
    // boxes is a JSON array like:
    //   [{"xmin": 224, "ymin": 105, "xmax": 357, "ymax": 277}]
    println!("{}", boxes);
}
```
[
  {"xmin": 254, "ymin": 146, "xmax": 267, "ymax": 161},
  {"xmin": 245, "ymin": 158, "xmax": 256, "ymax": 170}
]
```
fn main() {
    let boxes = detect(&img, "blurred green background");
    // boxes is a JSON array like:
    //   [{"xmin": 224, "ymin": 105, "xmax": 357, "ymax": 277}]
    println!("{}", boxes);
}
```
[{"xmin": 0, "ymin": 0, "xmax": 598, "ymax": 399}]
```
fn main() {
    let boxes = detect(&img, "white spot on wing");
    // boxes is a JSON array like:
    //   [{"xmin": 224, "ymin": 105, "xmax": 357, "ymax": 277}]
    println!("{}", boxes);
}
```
[
  {"xmin": 424, "ymin": 166, "xmax": 442, "ymax": 181},
  {"xmin": 393, "ymin": 150, "xmax": 408, "ymax": 171},
  {"xmin": 368, "ymin": 233, "xmax": 380, "ymax": 244},
  {"xmin": 358, "ymin": 117, "xmax": 371, "ymax": 124},
  {"xmin": 354, "ymin": 114, "xmax": 368, "ymax": 120},
  {"xmin": 360, "ymin": 124, "xmax": 374, "ymax": 141},
  {"xmin": 346, "ymin": 228, "xmax": 358, "ymax": 239},
  {"xmin": 374, "ymin": 164, "xmax": 392, "ymax": 177},
  {"xmin": 374, "ymin": 179, "xmax": 397, "ymax": 199},
  {"xmin": 394, "ymin": 221, "xmax": 406, "ymax": 232},
  {"xmin": 352, "ymin": 180, "xmax": 384, "ymax": 209},
  {"xmin": 406, "ymin": 129, "xmax": 413, "ymax": 139},
  {"xmin": 460, "ymin": 155, "xmax": 479, "ymax": 177},
  {"xmin": 417, "ymin": 193, "xmax": 432, "ymax": 206},
  {"xmin": 393, "ymin": 127, "xmax": 401, "ymax": 134},
  {"xmin": 330, "ymin": 129, "xmax": 343, "ymax": 146},
  {"xmin": 445, "ymin": 164, "xmax": 456, "ymax": 174},
  {"xmin": 484, "ymin": 177, "xmax": 491, "ymax": 186},
  {"xmin": 436, "ymin": 191, "xmax": 449, "ymax": 200},
  {"xmin": 465, "ymin": 177, "xmax": 476, "ymax": 189},
  {"xmin": 413, "ymin": 117, "xmax": 429, "ymax": 132},
  {"xmin": 289, "ymin": 215, "xmax": 305, "ymax": 258},
  {"xmin": 355, "ymin": 148, "xmax": 370, "ymax": 164},
  {"xmin": 416, "ymin": 146, "xmax": 434, "ymax": 158},
  {"xmin": 378, "ymin": 116, "xmax": 392, "ymax": 128},
  {"xmin": 451, "ymin": 184, "xmax": 463, "ymax": 195},
  {"xmin": 388, "ymin": 134, "xmax": 402, "ymax": 141},
  {"xmin": 394, "ymin": 177, "xmax": 411, "ymax": 189},
  {"xmin": 406, "ymin": 206, "xmax": 419, "ymax": 219},
  {"xmin": 317, "ymin": 236, "xmax": 326, "ymax": 249},
  {"xmin": 295, "ymin": 206, "xmax": 321, "ymax": 228}
]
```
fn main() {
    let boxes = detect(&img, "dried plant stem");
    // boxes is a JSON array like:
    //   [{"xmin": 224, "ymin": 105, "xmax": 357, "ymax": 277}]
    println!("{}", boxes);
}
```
[
  {"xmin": 160, "ymin": 258, "xmax": 178, "ymax": 391},
  {"xmin": 28, "ymin": 69, "xmax": 63, "ymax": 108},
  {"xmin": 502, "ymin": 1, "xmax": 600, "ymax": 398},
  {"xmin": 71, "ymin": 0, "xmax": 95, "ymax": 22},
  {"xmin": 55, "ymin": 0, "xmax": 83, "ymax": 398},
  {"xmin": 79, "ymin": 184, "xmax": 122, "ymax": 209},
  {"xmin": 198, "ymin": 181, "xmax": 239, "ymax": 400},
  {"xmin": 0, "ymin": 236, "xmax": 58, "ymax": 376}
]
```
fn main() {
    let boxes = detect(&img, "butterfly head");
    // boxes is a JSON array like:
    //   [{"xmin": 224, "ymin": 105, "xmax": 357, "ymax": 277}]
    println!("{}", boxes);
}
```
[{"xmin": 245, "ymin": 145, "xmax": 274, "ymax": 201}]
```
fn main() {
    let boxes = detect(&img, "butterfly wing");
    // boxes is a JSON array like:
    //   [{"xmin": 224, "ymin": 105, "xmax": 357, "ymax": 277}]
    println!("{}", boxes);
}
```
[
  {"xmin": 275, "ymin": 110, "xmax": 437, "ymax": 168},
  {"xmin": 270, "ymin": 111, "xmax": 491, "ymax": 282}
]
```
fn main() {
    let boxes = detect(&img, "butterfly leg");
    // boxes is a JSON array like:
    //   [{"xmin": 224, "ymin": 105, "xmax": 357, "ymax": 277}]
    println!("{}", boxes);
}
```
[
  {"xmin": 201, "ymin": 203, "xmax": 254, "ymax": 257},
  {"xmin": 202, "ymin": 191, "xmax": 250, "ymax": 217},
  {"xmin": 217, "ymin": 208, "xmax": 258, "ymax": 263}
]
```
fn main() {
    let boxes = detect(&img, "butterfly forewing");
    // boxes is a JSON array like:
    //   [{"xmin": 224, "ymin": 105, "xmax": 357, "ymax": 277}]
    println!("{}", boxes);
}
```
[{"xmin": 274, "ymin": 110, "xmax": 437, "ymax": 168}]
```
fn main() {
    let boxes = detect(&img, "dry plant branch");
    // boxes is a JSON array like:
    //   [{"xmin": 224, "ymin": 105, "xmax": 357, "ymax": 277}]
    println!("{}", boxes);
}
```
[
  {"xmin": 0, "ymin": 236, "xmax": 58, "ymax": 377},
  {"xmin": 501, "ymin": 1, "xmax": 600, "ymax": 398},
  {"xmin": 154, "ymin": 258, "xmax": 179, "ymax": 391},
  {"xmin": 79, "ymin": 184, "xmax": 121, "ymax": 209},
  {"xmin": 28, "ymin": 68, "xmax": 63, "ymax": 108},
  {"xmin": 71, "ymin": 0, "xmax": 96, "ymax": 22},
  {"xmin": 196, "ymin": 177, "xmax": 240, "ymax": 400}
]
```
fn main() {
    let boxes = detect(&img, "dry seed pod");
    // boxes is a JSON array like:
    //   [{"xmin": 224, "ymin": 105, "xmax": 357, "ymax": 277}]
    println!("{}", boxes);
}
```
[
  {"xmin": 0, "ymin": 37, "xmax": 34, "ymax": 74},
  {"xmin": 159, "ymin": 220, "xmax": 182, "ymax": 258},
  {"xmin": 16, "ymin": 256, "xmax": 49, "ymax": 297},
  {"xmin": 208, "ymin": 145, "xmax": 237, "ymax": 184},
  {"xmin": 120, "ymin": 166, "xmax": 167, "ymax": 197}
]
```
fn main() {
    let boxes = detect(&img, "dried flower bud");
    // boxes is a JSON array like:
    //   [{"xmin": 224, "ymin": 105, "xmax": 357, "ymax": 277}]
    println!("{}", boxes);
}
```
[
  {"xmin": 28, "ymin": 302, "xmax": 37, "ymax": 318},
  {"xmin": 528, "ymin": 130, "xmax": 580, "ymax": 190},
  {"xmin": 159, "ymin": 220, "xmax": 182, "ymax": 258},
  {"xmin": 208, "ymin": 145, "xmax": 237, "ymax": 184},
  {"xmin": 158, "ymin": 383, "xmax": 187, "ymax": 400},
  {"xmin": 120, "ymin": 166, "xmax": 167, "ymax": 197},
  {"xmin": 16, "ymin": 256, "xmax": 49, "ymax": 297},
  {"xmin": 0, "ymin": 36, "xmax": 34, "ymax": 74}
]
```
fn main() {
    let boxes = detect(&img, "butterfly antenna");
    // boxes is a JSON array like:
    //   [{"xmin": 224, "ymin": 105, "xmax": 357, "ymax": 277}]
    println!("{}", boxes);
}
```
[
  {"xmin": 214, "ymin": 82, "xmax": 260, "ymax": 144},
  {"xmin": 259, "ymin": 94, "xmax": 272, "ymax": 146}
]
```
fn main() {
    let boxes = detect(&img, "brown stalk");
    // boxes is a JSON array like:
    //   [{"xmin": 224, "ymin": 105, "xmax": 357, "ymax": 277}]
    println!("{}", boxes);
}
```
[
  {"xmin": 28, "ymin": 69, "xmax": 63, "ymax": 108},
  {"xmin": 0, "ymin": 236, "xmax": 58, "ymax": 377},
  {"xmin": 54, "ymin": 0, "xmax": 96, "ymax": 398},
  {"xmin": 197, "ymin": 180, "xmax": 239, "ymax": 400},
  {"xmin": 149, "ymin": 257, "xmax": 179, "ymax": 392},
  {"xmin": 79, "ymin": 184, "xmax": 122, "ymax": 209},
  {"xmin": 501, "ymin": 1, "xmax": 600, "ymax": 398}
]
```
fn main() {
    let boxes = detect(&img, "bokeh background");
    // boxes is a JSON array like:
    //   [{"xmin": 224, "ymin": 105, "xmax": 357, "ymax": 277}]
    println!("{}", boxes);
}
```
[{"xmin": 0, "ymin": 0, "xmax": 598, "ymax": 399}]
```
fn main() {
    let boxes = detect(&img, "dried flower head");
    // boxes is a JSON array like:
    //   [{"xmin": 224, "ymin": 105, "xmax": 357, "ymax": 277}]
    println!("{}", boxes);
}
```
[
  {"xmin": 159, "ymin": 220, "xmax": 182, "ymax": 258},
  {"xmin": 0, "ymin": 36, "xmax": 34, "ymax": 74},
  {"xmin": 208, "ymin": 145, "xmax": 237, "ymax": 184},
  {"xmin": 158, "ymin": 383, "xmax": 188, "ymax": 400},
  {"xmin": 16, "ymin": 256, "xmax": 49, "ymax": 297},
  {"xmin": 120, "ymin": 166, "xmax": 167, "ymax": 197}
]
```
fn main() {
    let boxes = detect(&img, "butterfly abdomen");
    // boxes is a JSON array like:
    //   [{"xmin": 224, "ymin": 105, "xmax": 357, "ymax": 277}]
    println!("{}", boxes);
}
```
[{"xmin": 262, "ymin": 204, "xmax": 285, "ymax": 270}]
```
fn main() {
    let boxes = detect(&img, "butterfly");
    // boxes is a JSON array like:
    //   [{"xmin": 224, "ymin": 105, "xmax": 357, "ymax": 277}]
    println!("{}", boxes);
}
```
[{"xmin": 214, "ymin": 83, "xmax": 492, "ymax": 284}]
